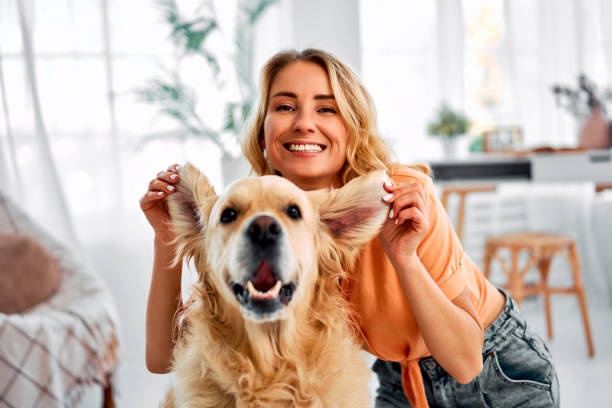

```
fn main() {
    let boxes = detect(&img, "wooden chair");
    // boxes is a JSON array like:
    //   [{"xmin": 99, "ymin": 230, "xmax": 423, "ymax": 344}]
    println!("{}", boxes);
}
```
[
  {"xmin": 482, "ymin": 232, "xmax": 595, "ymax": 356},
  {"xmin": 440, "ymin": 184, "xmax": 497, "ymax": 242}
]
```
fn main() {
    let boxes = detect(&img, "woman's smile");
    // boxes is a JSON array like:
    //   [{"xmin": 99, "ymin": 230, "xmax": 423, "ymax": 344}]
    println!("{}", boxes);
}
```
[{"xmin": 284, "ymin": 142, "xmax": 326, "ymax": 154}]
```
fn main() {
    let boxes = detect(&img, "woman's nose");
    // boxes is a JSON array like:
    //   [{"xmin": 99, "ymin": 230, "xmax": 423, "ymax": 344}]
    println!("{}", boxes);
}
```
[{"xmin": 292, "ymin": 109, "xmax": 316, "ymax": 134}]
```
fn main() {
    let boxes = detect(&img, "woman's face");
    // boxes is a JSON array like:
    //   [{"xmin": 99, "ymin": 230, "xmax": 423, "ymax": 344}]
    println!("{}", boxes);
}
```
[{"xmin": 262, "ymin": 61, "xmax": 349, "ymax": 191}]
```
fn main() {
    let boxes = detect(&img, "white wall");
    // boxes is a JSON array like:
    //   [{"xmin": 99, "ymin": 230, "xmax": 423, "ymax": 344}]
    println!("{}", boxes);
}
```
[
  {"xmin": 290, "ymin": 0, "xmax": 362, "ymax": 74},
  {"xmin": 254, "ymin": 0, "xmax": 362, "ymax": 76}
]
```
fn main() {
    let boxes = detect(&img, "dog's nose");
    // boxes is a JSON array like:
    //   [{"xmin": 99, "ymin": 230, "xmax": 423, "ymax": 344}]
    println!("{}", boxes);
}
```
[{"xmin": 247, "ymin": 215, "xmax": 281, "ymax": 245}]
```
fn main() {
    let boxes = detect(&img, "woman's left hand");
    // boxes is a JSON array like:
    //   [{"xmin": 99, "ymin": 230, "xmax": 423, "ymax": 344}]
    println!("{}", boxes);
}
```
[{"xmin": 378, "ymin": 180, "xmax": 431, "ymax": 261}]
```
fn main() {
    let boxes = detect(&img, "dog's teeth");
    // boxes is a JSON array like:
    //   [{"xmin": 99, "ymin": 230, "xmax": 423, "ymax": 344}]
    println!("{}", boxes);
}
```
[
  {"xmin": 271, "ymin": 280, "xmax": 282, "ymax": 296},
  {"xmin": 246, "ymin": 280, "xmax": 282, "ymax": 299},
  {"xmin": 246, "ymin": 281, "xmax": 257, "ymax": 295}
]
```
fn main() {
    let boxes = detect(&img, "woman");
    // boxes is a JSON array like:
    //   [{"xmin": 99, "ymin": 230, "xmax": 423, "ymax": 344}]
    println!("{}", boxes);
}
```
[{"xmin": 141, "ymin": 48, "xmax": 559, "ymax": 407}]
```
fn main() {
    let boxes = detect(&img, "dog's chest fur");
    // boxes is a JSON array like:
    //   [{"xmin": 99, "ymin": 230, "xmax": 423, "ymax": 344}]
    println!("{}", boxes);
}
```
[{"xmin": 167, "ymin": 286, "xmax": 371, "ymax": 408}]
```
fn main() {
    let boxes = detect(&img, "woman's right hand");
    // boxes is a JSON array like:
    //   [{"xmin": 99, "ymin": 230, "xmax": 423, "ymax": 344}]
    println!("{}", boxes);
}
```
[{"xmin": 139, "ymin": 164, "xmax": 181, "ymax": 238}]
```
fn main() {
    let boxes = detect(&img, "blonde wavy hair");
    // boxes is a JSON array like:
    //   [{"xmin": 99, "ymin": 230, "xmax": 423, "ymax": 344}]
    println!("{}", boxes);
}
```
[{"xmin": 241, "ymin": 48, "xmax": 428, "ymax": 185}]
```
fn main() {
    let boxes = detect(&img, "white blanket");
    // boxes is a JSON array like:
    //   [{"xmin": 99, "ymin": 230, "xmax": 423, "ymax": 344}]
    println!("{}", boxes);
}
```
[{"xmin": 0, "ymin": 193, "xmax": 120, "ymax": 408}]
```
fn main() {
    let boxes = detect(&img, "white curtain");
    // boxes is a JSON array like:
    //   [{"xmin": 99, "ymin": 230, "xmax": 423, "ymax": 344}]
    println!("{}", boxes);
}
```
[
  {"xmin": 0, "ymin": 0, "xmax": 78, "ymax": 249},
  {"xmin": 0, "ymin": 0, "xmax": 249, "ymax": 249}
]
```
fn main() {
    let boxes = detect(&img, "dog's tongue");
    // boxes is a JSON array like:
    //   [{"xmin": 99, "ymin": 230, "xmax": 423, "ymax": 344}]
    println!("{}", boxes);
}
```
[{"xmin": 252, "ymin": 260, "xmax": 276, "ymax": 292}]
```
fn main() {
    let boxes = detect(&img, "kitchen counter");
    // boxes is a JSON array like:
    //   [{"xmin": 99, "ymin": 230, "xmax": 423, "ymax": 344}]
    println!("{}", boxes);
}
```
[{"xmin": 429, "ymin": 149, "xmax": 612, "ymax": 183}]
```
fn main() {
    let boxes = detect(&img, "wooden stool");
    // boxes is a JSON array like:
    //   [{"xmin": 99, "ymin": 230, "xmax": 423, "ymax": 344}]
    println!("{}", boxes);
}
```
[
  {"xmin": 440, "ymin": 184, "xmax": 496, "ymax": 242},
  {"xmin": 595, "ymin": 183, "xmax": 612, "ymax": 193},
  {"xmin": 482, "ymin": 232, "xmax": 595, "ymax": 356}
]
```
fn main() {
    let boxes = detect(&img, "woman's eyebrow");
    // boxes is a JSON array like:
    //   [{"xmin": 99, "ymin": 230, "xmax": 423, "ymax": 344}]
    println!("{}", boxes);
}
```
[
  {"xmin": 271, "ymin": 92, "xmax": 335, "ymax": 100},
  {"xmin": 314, "ymin": 94, "xmax": 335, "ymax": 100},
  {"xmin": 272, "ymin": 91, "xmax": 296, "ymax": 98}
]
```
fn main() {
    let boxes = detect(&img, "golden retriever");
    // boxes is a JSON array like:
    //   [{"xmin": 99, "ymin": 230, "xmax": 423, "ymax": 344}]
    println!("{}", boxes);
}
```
[{"xmin": 162, "ymin": 163, "xmax": 390, "ymax": 408}]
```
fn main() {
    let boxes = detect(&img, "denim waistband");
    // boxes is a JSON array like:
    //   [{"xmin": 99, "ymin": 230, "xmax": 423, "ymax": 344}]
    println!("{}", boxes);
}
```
[{"xmin": 481, "ymin": 288, "xmax": 527, "ymax": 356}]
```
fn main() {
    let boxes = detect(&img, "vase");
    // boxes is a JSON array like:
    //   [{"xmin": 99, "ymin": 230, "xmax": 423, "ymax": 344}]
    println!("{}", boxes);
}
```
[
  {"xmin": 579, "ymin": 109, "xmax": 611, "ymax": 149},
  {"xmin": 441, "ymin": 136, "xmax": 459, "ymax": 159}
]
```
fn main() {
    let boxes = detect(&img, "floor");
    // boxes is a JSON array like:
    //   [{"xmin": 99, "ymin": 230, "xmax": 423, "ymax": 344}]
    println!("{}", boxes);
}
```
[
  {"xmin": 518, "ymin": 295, "xmax": 612, "ymax": 407},
  {"xmin": 85, "ymin": 211, "xmax": 612, "ymax": 407}
]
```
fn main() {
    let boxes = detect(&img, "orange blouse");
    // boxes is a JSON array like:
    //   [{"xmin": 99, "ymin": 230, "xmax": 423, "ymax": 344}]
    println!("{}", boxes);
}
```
[{"xmin": 344, "ymin": 166, "xmax": 499, "ymax": 408}]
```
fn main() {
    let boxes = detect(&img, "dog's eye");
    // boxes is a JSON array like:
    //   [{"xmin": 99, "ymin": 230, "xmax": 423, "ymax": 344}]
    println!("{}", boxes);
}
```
[
  {"xmin": 220, "ymin": 208, "xmax": 237, "ymax": 224},
  {"xmin": 286, "ymin": 204, "xmax": 302, "ymax": 220}
]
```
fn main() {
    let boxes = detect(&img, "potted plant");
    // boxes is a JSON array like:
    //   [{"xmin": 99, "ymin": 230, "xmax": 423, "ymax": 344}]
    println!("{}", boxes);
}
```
[
  {"xmin": 136, "ymin": 0, "xmax": 277, "ymax": 186},
  {"xmin": 427, "ymin": 103, "xmax": 470, "ymax": 158}
]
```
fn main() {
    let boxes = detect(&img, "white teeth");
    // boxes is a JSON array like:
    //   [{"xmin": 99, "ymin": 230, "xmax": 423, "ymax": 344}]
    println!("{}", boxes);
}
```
[
  {"xmin": 246, "ymin": 280, "xmax": 282, "ymax": 299},
  {"xmin": 288, "ymin": 143, "xmax": 323, "ymax": 153}
]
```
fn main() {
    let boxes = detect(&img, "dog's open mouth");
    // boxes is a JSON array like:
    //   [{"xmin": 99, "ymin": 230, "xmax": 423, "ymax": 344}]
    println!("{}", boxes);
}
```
[{"xmin": 230, "ymin": 260, "xmax": 296, "ymax": 319}]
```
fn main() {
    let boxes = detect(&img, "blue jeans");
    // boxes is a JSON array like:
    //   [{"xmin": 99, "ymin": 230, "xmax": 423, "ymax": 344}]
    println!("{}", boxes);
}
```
[{"xmin": 373, "ymin": 289, "xmax": 560, "ymax": 407}]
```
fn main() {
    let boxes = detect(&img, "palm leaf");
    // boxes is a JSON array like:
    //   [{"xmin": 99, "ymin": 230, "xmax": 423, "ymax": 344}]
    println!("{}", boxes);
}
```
[{"xmin": 138, "ymin": 0, "xmax": 277, "ymax": 152}]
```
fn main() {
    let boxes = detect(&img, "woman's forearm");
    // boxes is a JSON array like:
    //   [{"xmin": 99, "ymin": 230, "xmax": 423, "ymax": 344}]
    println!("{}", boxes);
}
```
[
  {"xmin": 392, "ymin": 255, "xmax": 484, "ymax": 383},
  {"xmin": 145, "ymin": 235, "xmax": 183, "ymax": 373}
]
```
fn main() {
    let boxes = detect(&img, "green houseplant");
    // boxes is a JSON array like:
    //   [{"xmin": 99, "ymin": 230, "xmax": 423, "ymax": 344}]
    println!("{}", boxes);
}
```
[
  {"xmin": 427, "ymin": 103, "xmax": 470, "ymax": 158},
  {"xmin": 136, "ymin": 0, "xmax": 277, "ymax": 185},
  {"xmin": 427, "ymin": 103, "xmax": 470, "ymax": 138}
]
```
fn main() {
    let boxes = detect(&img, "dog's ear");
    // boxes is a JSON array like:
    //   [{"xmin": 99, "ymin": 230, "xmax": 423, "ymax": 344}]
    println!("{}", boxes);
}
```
[
  {"xmin": 166, "ymin": 162, "xmax": 218, "ymax": 262},
  {"xmin": 309, "ymin": 170, "xmax": 390, "ymax": 255}
]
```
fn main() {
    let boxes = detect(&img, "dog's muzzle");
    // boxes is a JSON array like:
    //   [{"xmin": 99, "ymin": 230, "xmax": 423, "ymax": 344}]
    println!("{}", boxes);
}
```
[{"xmin": 230, "ymin": 215, "xmax": 296, "ymax": 320}]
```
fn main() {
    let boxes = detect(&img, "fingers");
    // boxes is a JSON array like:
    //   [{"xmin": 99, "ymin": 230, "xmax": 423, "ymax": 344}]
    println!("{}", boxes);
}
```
[
  {"xmin": 140, "ymin": 164, "xmax": 181, "ymax": 210},
  {"xmin": 382, "ymin": 182, "xmax": 427, "ymax": 224},
  {"xmin": 382, "ymin": 181, "xmax": 425, "ymax": 201},
  {"xmin": 157, "ymin": 164, "xmax": 181, "ymax": 183},
  {"xmin": 148, "ymin": 178, "xmax": 177, "ymax": 193},
  {"xmin": 139, "ymin": 190, "xmax": 167, "ymax": 211},
  {"xmin": 383, "ymin": 180, "xmax": 394, "ymax": 193},
  {"xmin": 394, "ymin": 206, "xmax": 427, "ymax": 228},
  {"xmin": 152, "ymin": 163, "xmax": 181, "ymax": 190}
]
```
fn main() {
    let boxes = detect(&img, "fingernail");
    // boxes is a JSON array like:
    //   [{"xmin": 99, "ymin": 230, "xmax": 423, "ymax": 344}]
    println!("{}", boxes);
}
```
[
  {"xmin": 167, "ymin": 185, "xmax": 175, "ymax": 191},
  {"xmin": 395, "ymin": 218, "xmax": 399, "ymax": 225},
  {"xmin": 389, "ymin": 209, "xmax": 394, "ymax": 219},
  {"xmin": 157, "ymin": 191, "xmax": 164, "ymax": 196},
  {"xmin": 384, "ymin": 181, "xmax": 393, "ymax": 188},
  {"xmin": 170, "ymin": 174, "xmax": 177, "ymax": 180},
  {"xmin": 382, "ymin": 193, "xmax": 393, "ymax": 202}
]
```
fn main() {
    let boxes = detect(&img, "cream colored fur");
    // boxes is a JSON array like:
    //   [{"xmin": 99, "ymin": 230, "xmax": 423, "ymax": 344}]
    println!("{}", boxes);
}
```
[{"xmin": 163, "ymin": 163, "xmax": 390, "ymax": 408}]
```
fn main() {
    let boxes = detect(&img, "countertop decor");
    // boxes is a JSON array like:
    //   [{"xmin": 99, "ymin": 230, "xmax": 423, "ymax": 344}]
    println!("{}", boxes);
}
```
[{"xmin": 427, "ymin": 103, "xmax": 470, "ymax": 158}]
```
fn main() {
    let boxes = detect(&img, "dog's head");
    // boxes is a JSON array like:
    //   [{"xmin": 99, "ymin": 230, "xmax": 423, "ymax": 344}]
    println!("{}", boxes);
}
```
[{"xmin": 167, "ymin": 163, "xmax": 389, "ymax": 322}]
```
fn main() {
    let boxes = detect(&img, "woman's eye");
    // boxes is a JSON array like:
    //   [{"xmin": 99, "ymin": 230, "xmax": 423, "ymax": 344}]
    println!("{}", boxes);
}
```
[
  {"xmin": 286, "ymin": 205, "xmax": 302, "ymax": 220},
  {"xmin": 319, "ymin": 106, "xmax": 337, "ymax": 114},
  {"xmin": 220, "ymin": 208, "xmax": 237, "ymax": 224},
  {"xmin": 276, "ymin": 104, "xmax": 294, "ymax": 112}
]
